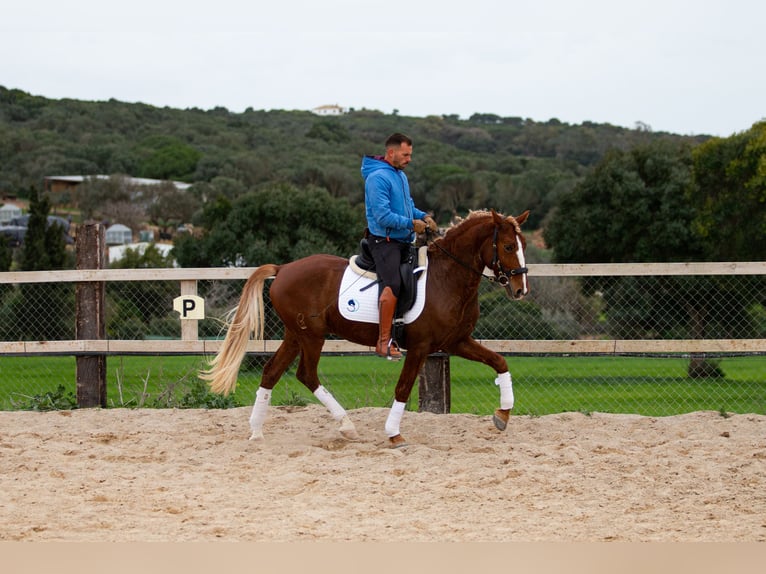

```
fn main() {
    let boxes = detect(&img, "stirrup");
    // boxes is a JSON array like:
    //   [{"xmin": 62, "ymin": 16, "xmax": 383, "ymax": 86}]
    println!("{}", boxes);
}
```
[
  {"xmin": 387, "ymin": 340, "xmax": 402, "ymax": 361},
  {"xmin": 377, "ymin": 339, "xmax": 402, "ymax": 361}
]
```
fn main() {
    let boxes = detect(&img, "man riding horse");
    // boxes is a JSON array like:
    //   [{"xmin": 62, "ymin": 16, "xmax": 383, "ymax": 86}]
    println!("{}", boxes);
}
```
[{"xmin": 362, "ymin": 133, "xmax": 438, "ymax": 361}]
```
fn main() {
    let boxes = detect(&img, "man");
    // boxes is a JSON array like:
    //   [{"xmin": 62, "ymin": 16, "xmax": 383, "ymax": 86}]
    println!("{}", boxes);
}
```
[{"xmin": 361, "ymin": 133, "xmax": 438, "ymax": 360}]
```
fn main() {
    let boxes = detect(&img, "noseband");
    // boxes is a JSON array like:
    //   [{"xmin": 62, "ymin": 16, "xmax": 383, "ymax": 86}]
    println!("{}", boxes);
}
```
[{"xmin": 488, "ymin": 225, "xmax": 528, "ymax": 287}]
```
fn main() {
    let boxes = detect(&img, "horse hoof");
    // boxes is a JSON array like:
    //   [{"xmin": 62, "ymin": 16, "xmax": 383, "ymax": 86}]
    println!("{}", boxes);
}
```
[
  {"xmin": 249, "ymin": 431, "xmax": 265, "ymax": 441},
  {"xmin": 341, "ymin": 429, "xmax": 361, "ymax": 441},
  {"xmin": 339, "ymin": 417, "xmax": 361, "ymax": 441},
  {"xmin": 492, "ymin": 409, "xmax": 510, "ymax": 431},
  {"xmin": 389, "ymin": 435, "xmax": 408, "ymax": 448}
]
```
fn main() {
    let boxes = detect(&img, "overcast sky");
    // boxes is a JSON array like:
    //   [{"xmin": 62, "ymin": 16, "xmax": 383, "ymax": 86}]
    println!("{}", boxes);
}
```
[{"xmin": 3, "ymin": 0, "xmax": 764, "ymax": 137}]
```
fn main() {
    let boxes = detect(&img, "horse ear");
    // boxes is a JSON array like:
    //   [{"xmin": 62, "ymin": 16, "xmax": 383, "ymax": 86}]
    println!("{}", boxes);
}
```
[
  {"xmin": 514, "ymin": 210, "xmax": 530, "ymax": 226},
  {"xmin": 491, "ymin": 209, "xmax": 504, "ymax": 225}
]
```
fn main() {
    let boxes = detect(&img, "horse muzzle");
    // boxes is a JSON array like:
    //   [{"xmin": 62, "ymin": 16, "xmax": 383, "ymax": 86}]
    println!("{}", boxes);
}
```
[{"xmin": 492, "ymin": 266, "xmax": 528, "ymax": 299}]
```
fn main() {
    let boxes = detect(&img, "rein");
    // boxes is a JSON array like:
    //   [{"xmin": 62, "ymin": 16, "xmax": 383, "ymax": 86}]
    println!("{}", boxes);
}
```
[{"xmin": 430, "ymin": 226, "xmax": 528, "ymax": 287}]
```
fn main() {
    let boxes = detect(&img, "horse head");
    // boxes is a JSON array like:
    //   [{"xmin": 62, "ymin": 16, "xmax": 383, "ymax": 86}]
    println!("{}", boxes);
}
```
[{"xmin": 486, "ymin": 209, "xmax": 530, "ymax": 300}]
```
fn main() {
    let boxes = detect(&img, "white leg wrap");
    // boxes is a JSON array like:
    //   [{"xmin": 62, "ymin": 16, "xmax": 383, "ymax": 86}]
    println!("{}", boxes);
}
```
[
  {"xmin": 313, "ymin": 385, "xmax": 347, "ymax": 421},
  {"xmin": 495, "ymin": 371, "xmax": 514, "ymax": 410},
  {"xmin": 385, "ymin": 400, "xmax": 407, "ymax": 438},
  {"xmin": 249, "ymin": 387, "xmax": 271, "ymax": 440}
]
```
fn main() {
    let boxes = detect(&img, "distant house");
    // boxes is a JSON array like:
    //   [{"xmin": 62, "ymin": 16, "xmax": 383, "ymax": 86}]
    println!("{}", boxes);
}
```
[
  {"xmin": 0, "ymin": 203, "xmax": 23, "ymax": 225},
  {"xmin": 105, "ymin": 223, "xmax": 133, "ymax": 245},
  {"xmin": 312, "ymin": 104, "xmax": 346, "ymax": 116}
]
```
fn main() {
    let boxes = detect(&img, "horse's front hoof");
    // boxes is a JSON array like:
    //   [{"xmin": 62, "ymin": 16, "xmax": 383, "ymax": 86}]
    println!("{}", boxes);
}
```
[
  {"xmin": 339, "ymin": 416, "xmax": 361, "ymax": 441},
  {"xmin": 492, "ymin": 409, "xmax": 510, "ymax": 431},
  {"xmin": 389, "ymin": 434, "xmax": 408, "ymax": 448},
  {"xmin": 249, "ymin": 430, "xmax": 265, "ymax": 441}
]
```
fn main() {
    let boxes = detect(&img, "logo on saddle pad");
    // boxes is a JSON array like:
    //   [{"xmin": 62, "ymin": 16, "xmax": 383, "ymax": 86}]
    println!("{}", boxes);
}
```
[{"xmin": 338, "ymin": 247, "xmax": 428, "ymax": 325}]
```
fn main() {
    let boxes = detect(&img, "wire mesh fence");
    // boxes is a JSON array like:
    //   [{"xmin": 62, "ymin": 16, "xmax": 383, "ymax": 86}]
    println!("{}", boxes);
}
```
[{"xmin": 1, "ymin": 265, "xmax": 765, "ymax": 415}]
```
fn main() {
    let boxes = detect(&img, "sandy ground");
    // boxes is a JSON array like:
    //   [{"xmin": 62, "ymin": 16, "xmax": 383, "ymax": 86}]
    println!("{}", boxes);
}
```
[{"xmin": 1, "ymin": 405, "xmax": 765, "ymax": 542}]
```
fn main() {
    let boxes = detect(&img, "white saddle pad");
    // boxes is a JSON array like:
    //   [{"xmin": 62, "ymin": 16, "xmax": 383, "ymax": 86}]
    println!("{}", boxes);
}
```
[{"xmin": 338, "ymin": 246, "xmax": 428, "ymax": 325}]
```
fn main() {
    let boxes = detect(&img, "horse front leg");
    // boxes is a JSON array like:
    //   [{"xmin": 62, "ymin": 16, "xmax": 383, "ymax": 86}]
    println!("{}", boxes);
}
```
[
  {"xmin": 385, "ymin": 352, "xmax": 426, "ymax": 448},
  {"xmin": 446, "ymin": 337, "xmax": 515, "ymax": 432}
]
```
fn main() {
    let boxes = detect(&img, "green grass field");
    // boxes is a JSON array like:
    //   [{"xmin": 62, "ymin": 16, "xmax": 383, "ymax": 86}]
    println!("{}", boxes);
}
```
[{"xmin": 1, "ymin": 354, "xmax": 764, "ymax": 415}]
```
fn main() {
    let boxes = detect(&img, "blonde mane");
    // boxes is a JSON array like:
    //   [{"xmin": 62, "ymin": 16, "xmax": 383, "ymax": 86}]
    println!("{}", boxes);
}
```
[{"xmin": 439, "ymin": 209, "xmax": 521, "ymax": 242}]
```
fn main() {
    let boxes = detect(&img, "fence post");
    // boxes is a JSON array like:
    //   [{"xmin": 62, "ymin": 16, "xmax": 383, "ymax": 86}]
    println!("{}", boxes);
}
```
[
  {"xmin": 179, "ymin": 280, "xmax": 199, "ymax": 341},
  {"xmin": 418, "ymin": 353, "xmax": 451, "ymax": 413},
  {"xmin": 75, "ymin": 224, "xmax": 107, "ymax": 408}
]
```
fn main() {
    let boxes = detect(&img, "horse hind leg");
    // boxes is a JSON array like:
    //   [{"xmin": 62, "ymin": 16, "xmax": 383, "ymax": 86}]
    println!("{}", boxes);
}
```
[
  {"xmin": 296, "ymin": 337, "xmax": 360, "ymax": 441},
  {"xmin": 248, "ymin": 333, "xmax": 300, "ymax": 441},
  {"xmin": 249, "ymin": 387, "xmax": 271, "ymax": 441}
]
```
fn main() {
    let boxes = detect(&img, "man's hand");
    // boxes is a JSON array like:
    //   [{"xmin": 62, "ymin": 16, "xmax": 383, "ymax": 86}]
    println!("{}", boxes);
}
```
[
  {"xmin": 424, "ymin": 215, "xmax": 438, "ymax": 232},
  {"xmin": 412, "ymin": 219, "xmax": 427, "ymax": 234}
]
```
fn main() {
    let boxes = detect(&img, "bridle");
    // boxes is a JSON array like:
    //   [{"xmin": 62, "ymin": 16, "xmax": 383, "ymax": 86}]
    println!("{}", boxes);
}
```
[
  {"xmin": 488, "ymin": 225, "xmax": 528, "ymax": 286},
  {"xmin": 430, "ymin": 225, "xmax": 528, "ymax": 287}
]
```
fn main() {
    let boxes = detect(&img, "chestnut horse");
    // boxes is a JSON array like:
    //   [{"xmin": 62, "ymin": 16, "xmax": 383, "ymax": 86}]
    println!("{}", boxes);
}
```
[{"xmin": 201, "ymin": 209, "xmax": 530, "ymax": 447}]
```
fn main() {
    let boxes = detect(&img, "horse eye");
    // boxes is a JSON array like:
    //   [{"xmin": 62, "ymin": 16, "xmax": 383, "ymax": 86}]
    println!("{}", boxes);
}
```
[{"xmin": 503, "ymin": 243, "xmax": 515, "ymax": 253}]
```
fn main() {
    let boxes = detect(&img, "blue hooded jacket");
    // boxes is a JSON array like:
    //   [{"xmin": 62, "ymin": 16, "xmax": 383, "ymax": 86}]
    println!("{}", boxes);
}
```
[{"xmin": 361, "ymin": 155, "xmax": 426, "ymax": 242}]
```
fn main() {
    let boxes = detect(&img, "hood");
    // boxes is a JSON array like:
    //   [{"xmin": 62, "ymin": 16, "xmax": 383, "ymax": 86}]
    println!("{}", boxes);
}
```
[{"xmin": 361, "ymin": 154, "xmax": 395, "ymax": 180}]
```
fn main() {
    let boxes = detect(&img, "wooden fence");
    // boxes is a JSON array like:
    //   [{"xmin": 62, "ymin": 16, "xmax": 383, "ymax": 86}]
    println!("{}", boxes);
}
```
[
  {"xmin": 3, "ymin": 262, "xmax": 765, "ymax": 356},
  {"xmin": 1, "ymin": 225, "xmax": 765, "ymax": 409}
]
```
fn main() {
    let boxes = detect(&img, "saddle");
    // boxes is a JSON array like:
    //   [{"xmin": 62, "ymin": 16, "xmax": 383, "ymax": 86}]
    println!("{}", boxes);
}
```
[
  {"xmin": 350, "ymin": 238, "xmax": 427, "ymax": 346},
  {"xmin": 353, "ymin": 238, "xmax": 425, "ymax": 315}
]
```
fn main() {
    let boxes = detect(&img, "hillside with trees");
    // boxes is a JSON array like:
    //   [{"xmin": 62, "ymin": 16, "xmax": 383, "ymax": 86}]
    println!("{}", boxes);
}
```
[
  {"xmin": 1, "ymin": 85, "xmax": 711, "ymax": 264},
  {"xmin": 2, "ymin": 85, "xmax": 764, "ymax": 268}
]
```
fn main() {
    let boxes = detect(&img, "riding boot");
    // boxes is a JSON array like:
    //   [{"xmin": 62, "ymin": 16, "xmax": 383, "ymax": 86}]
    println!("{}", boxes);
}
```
[{"xmin": 376, "ymin": 286, "xmax": 402, "ymax": 361}]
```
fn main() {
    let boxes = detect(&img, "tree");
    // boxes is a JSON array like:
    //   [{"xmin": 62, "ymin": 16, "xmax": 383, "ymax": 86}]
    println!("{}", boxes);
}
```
[
  {"xmin": 687, "ymin": 122, "xmax": 766, "ymax": 361},
  {"xmin": 305, "ymin": 120, "xmax": 350, "ymax": 143},
  {"xmin": 145, "ymin": 181, "xmax": 202, "ymax": 237},
  {"xmin": 689, "ymin": 121, "xmax": 766, "ymax": 261},
  {"xmin": 107, "ymin": 244, "xmax": 178, "ymax": 339},
  {"xmin": 77, "ymin": 175, "xmax": 134, "ymax": 221},
  {"xmin": 18, "ymin": 187, "xmax": 70, "ymax": 271},
  {"xmin": 543, "ymin": 142, "xmax": 741, "ymax": 377},
  {"xmin": 544, "ymin": 141, "xmax": 701, "ymax": 263},
  {"xmin": 434, "ymin": 173, "xmax": 488, "ymax": 220},
  {"xmin": 6, "ymin": 187, "xmax": 74, "ymax": 340},
  {"xmin": 173, "ymin": 184, "xmax": 364, "ymax": 268},
  {"xmin": 135, "ymin": 135, "xmax": 201, "ymax": 181}
]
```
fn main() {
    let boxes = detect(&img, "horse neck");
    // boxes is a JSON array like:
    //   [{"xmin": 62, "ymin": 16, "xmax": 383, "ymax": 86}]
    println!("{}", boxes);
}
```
[{"xmin": 432, "ymin": 217, "xmax": 493, "ymax": 284}]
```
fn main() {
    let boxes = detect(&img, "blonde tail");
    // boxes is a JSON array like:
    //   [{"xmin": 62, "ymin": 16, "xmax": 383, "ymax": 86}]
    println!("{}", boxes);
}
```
[{"xmin": 200, "ymin": 264, "xmax": 279, "ymax": 395}]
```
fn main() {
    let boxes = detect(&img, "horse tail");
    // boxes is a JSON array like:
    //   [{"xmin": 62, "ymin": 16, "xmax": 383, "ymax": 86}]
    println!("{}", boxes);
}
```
[{"xmin": 200, "ymin": 264, "xmax": 280, "ymax": 395}]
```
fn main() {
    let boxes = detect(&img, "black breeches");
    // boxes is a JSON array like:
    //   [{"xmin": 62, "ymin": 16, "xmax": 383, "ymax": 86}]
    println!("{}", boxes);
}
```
[{"xmin": 367, "ymin": 235, "xmax": 409, "ymax": 298}]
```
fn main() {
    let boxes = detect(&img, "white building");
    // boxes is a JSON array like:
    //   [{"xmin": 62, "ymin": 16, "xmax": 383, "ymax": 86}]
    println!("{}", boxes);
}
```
[
  {"xmin": 105, "ymin": 223, "xmax": 133, "ymax": 245},
  {"xmin": 0, "ymin": 203, "xmax": 23, "ymax": 225},
  {"xmin": 312, "ymin": 104, "xmax": 346, "ymax": 116}
]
